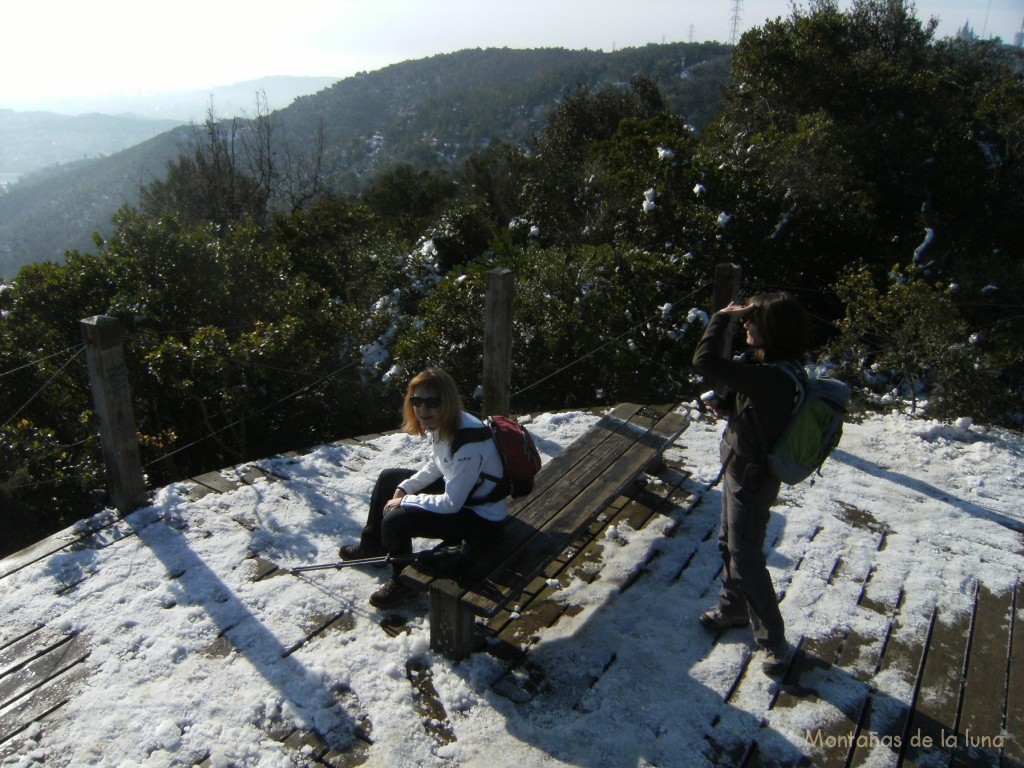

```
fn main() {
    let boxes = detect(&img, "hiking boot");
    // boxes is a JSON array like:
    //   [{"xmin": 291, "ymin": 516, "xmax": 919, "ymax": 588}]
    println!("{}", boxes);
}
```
[
  {"xmin": 761, "ymin": 640, "xmax": 792, "ymax": 676},
  {"xmin": 369, "ymin": 577, "xmax": 416, "ymax": 609},
  {"xmin": 338, "ymin": 543, "xmax": 386, "ymax": 562},
  {"xmin": 699, "ymin": 608, "xmax": 750, "ymax": 631}
]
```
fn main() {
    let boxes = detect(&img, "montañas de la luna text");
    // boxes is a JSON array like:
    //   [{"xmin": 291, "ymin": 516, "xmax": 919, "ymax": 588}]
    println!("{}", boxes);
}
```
[{"xmin": 804, "ymin": 729, "xmax": 1005, "ymax": 751}]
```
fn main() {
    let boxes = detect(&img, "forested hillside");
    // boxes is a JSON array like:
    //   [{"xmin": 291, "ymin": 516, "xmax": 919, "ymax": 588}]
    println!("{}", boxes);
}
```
[
  {"xmin": 1, "ymin": 0, "xmax": 1022, "ymax": 557},
  {"xmin": 0, "ymin": 43, "xmax": 731, "ymax": 278}
]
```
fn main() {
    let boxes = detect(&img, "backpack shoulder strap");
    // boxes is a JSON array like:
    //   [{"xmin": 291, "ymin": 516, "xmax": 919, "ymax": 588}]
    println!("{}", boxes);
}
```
[
  {"xmin": 451, "ymin": 421, "xmax": 509, "ymax": 505},
  {"xmin": 450, "ymin": 425, "xmax": 493, "ymax": 458},
  {"xmin": 772, "ymin": 360, "xmax": 808, "ymax": 414}
]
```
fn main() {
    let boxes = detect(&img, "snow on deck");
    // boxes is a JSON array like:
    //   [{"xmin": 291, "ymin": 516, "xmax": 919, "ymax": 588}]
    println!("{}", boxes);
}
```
[{"xmin": 1, "ymin": 406, "xmax": 1022, "ymax": 767}]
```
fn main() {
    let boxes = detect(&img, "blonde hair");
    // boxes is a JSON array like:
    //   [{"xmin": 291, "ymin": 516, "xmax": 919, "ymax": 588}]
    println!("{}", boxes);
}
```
[{"xmin": 400, "ymin": 368, "xmax": 463, "ymax": 442}]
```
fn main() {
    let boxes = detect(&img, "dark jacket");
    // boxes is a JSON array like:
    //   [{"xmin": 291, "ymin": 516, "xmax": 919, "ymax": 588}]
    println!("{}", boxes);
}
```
[{"xmin": 693, "ymin": 311, "xmax": 798, "ymax": 463}]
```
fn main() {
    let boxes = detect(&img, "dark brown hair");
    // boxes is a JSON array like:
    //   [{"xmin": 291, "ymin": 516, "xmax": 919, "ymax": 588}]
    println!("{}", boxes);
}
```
[{"xmin": 746, "ymin": 292, "xmax": 810, "ymax": 362}]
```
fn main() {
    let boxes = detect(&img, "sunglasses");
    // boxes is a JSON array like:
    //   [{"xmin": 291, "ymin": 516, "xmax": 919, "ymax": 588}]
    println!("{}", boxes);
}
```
[{"xmin": 409, "ymin": 395, "xmax": 442, "ymax": 409}]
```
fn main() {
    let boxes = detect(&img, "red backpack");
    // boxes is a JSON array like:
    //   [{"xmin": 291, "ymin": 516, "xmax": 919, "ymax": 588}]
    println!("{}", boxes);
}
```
[{"xmin": 452, "ymin": 415, "xmax": 542, "ymax": 501}]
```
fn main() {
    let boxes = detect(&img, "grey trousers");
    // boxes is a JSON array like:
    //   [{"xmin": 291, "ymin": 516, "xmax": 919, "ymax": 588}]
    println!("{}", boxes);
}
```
[{"xmin": 715, "ymin": 455, "xmax": 786, "ymax": 648}]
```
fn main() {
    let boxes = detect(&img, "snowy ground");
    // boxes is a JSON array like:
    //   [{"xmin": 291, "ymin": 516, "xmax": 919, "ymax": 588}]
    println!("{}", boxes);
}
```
[{"xmin": 2, "ymin": 403, "xmax": 1022, "ymax": 767}]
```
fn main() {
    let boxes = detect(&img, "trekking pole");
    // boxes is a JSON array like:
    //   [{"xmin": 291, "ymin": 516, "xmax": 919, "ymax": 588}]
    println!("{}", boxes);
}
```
[{"xmin": 286, "ymin": 545, "xmax": 464, "ymax": 574}]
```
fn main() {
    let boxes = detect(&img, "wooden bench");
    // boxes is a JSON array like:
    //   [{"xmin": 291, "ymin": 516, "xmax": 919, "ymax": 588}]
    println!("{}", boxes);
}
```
[{"xmin": 401, "ymin": 403, "xmax": 688, "ymax": 661}]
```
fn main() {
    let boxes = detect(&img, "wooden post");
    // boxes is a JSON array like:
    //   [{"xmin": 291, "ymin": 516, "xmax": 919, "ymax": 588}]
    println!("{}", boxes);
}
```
[
  {"xmin": 712, "ymin": 262, "xmax": 743, "ymax": 313},
  {"xmin": 428, "ymin": 580, "xmax": 476, "ymax": 661},
  {"xmin": 482, "ymin": 268, "xmax": 513, "ymax": 416},
  {"xmin": 81, "ymin": 315, "xmax": 147, "ymax": 514},
  {"xmin": 712, "ymin": 263, "xmax": 743, "ymax": 359}
]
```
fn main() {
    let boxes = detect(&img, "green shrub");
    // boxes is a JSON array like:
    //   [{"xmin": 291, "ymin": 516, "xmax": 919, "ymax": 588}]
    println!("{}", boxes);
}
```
[
  {"xmin": 828, "ymin": 264, "xmax": 1013, "ymax": 421},
  {"xmin": 394, "ymin": 243, "xmax": 706, "ymax": 412}
]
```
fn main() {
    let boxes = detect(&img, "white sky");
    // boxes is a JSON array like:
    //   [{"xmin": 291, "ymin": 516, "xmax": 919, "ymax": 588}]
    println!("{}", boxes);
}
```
[{"xmin": 2, "ymin": 0, "xmax": 1021, "ymax": 110}]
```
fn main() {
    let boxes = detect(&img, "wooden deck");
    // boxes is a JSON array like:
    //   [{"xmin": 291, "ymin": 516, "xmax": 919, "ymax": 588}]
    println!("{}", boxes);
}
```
[{"xmin": 1, "ymin": 413, "xmax": 1021, "ymax": 767}]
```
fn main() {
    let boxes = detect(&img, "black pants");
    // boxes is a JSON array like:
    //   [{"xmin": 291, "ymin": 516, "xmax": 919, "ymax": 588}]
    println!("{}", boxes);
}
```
[
  {"xmin": 715, "ymin": 456, "xmax": 785, "ymax": 648},
  {"xmin": 359, "ymin": 468, "xmax": 502, "ymax": 576}
]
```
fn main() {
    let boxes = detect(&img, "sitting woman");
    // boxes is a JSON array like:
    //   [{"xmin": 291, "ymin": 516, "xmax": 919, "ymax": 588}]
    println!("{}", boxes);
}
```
[{"xmin": 340, "ymin": 367, "xmax": 508, "ymax": 608}]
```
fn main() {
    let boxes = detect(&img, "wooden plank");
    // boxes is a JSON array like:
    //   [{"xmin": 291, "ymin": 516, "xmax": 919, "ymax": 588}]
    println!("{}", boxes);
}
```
[
  {"xmin": 511, "ymin": 410, "xmax": 685, "ymax": 548},
  {"xmin": 0, "ymin": 662, "xmax": 91, "ymax": 745},
  {"xmin": 500, "ymin": 581, "xmax": 568, "ymax": 638},
  {"xmin": 847, "ymin": 610, "xmax": 930, "ymax": 767},
  {"xmin": 500, "ymin": 404, "xmax": 651, "ymax": 527},
  {"xmin": 1003, "ymin": 581, "xmax": 1024, "ymax": 767},
  {"xmin": 190, "ymin": 471, "xmax": 241, "ymax": 494},
  {"xmin": 283, "ymin": 610, "xmax": 356, "ymax": 656},
  {"xmin": 950, "ymin": 585, "xmax": 1013, "ymax": 767},
  {"xmin": 839, "ymin": 626, "xmax": 890, "ymax": 687},
  {"xmin": 819, "ymin": 636, "xmax": 897, "ymax": 765},
  {"xmin": 838, "ymin": 570, "xmax": 898, "ymax": 683},
  {"xmin": 498, "ymin": 408, "xmax": 681, "ymax": 546},
  {"xmin": 0, "ymin": 517, "xmax": 118, "ymax": 581},
  {"xmin": 460, "ymin": 410, "xmax": 687, "ymax": 616},
  {"xmin": 406, "ymin": 660, "xmax": 456, "ymax": 747},
  {"xmin": 795, "ymin": 564, "xmax": 903, "ymax": 767},
  {"xmin": 772, "ymin": 631, "xmax": 854, "ymax": 768},
  {"xmin": 0, "ymin": 732, "xmax": 36, "ymax": 763},
  {"xmin": 179, "ymin": 480, "xmax": 217, "ymax": 500},
  {"xmin": 611, "ymin": 482, "xmax": 675, "ymax": 532},
  {"xmin": 0, "ymin": 626, "xmax": 68, "ymax": 679},
  {"xmin": 236, "ymin": 464, "xmax": 285, "ymax": 486},
  {"xmin": 902, "ymin": 599, "xmax": 974, "ymax": 768},
  {"xmin": 487, "ymin": 404, "xmax": 638, "ymax": 503},
  {"xmin": 0, "ymin": 633, "xmax": 90, "ymax": 713},
  {"xmin": 781, "ymin": 630, "xmax": 845, "ymax": 687},
  {"xmin": 282, "ymin": 728, "xmax": 329, "ymax": 759}
]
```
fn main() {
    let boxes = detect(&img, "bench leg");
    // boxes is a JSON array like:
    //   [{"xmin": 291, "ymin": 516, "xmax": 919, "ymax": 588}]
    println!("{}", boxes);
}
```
[{"xmin": 428, "ymin": 579, "xmax": 475, "ymax": 661}]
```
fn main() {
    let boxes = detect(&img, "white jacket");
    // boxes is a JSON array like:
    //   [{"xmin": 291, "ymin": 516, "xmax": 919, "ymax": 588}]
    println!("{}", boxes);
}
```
[{"xmin": 396, "ymin": 411, "xmax": 508, "ymax": 522}]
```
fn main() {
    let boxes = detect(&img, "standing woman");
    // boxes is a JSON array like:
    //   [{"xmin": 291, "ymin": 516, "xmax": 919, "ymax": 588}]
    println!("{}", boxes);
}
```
[
  {"xmin": 692, "ymin": 292, "xmax": 810, "ymax": 675},
  {"xmin": 340, "ymin": 368, "xmax": 507, "ymax": 609}
]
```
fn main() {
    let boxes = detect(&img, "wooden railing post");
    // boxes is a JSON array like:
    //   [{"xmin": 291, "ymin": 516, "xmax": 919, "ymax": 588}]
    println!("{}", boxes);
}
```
[
  {"xmin": 712, "ymin": 262, "xmax": 743, "ymax": 313},
  {"xmin": 712, "ymin": 263, "xmax": 743, "ymax": 358},
  {"xmin": 81, "ymin": 315, "xmax": 147, "ymax": 514},
  {"xmin": 482, "ymin": 268, "xmax": 513, "ymax": 416}
]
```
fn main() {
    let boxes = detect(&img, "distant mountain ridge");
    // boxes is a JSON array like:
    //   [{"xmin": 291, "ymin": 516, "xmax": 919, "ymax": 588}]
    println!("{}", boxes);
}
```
[
  {"xmin": 0, "ymin": 44, "xmax": 732, "ymax": 279},
  {"xmin": 0, "ymin": 111, "xmax": 184, "ymax": 181},
  {"xmin": 0, "ymin": 76, "xmax": 341, "ymax": 183},
  {"xmin": 5, "ymin": 76, "xmax": 341, "ymax": 122}
]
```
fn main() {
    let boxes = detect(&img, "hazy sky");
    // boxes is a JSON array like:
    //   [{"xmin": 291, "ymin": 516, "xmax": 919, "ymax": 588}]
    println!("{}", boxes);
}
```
[{"xmin": 2, "ymin": 0, "xmax": 1021, "ymax": 111}]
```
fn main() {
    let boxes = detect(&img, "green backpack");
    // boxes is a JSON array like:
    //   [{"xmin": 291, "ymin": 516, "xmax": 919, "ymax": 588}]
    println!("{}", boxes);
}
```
[{"xmin": 767, "ymin": 362, "xmax": 851, "ymax": 485}]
